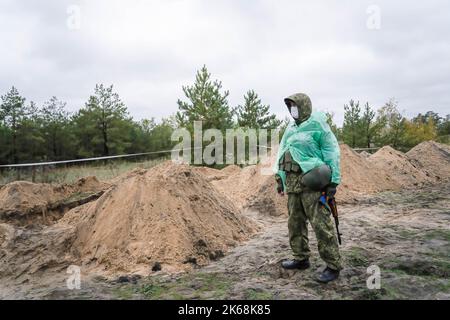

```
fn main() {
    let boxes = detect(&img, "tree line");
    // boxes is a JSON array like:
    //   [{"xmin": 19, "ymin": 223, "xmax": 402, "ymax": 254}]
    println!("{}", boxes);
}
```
[
  {"xmin": 328, "ymin": 98, "xmax": 450, "ymax": 151},
  {"xmin": 1, "ymin": 65, "xmax": 449, "ymax": 165}
]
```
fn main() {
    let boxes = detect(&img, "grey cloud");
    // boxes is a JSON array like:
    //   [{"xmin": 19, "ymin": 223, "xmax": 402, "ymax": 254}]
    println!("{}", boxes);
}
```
[{"xmin": 0, "ymin": 0, "xmax": 449, "ymax": 125}]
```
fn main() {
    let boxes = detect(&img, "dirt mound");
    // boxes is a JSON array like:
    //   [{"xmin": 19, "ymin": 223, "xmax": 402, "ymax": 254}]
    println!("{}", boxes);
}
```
[
  {"xmin": 61, "ymin": 161, "xmax": 258, "ymax": 274},
  {"xmin": 368, "ymin": 146, "xmax": 434, "ymax": 187},
  {"xmin": 211, "ymin": 165, "xmax": 265, "ymax": 209},
  {"xmin": 192, "ymin": 166, "xmax": 227, "ymax": 182},
  {"xmin": 71, "ymin": 176, "xmax": 107, "ymax": 193},
  {"xmin": 220, "ymin": 165, "xmax": 241, "ymax": 175},
  {"xmin": 337, "ymin": 144, "xmax": 401, "ymax": 202},
  {"xmin": 406, "ymin": 141, "xmax": 450, "ymax": 181},
  {"xmin": 359, "ymin": 151, "xmax": 371, "ymax": 158}
]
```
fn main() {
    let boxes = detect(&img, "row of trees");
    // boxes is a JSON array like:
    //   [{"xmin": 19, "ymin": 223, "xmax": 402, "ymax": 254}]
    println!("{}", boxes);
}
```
[
  {"xmin": 0, "ymin": 85, "xmax": 175, "ymax": 164},
  {"xmin": 333, "ymin": 98, "xmax": 450, "ymax": 150},
  {"xmin": 0, "ymin": 66, "xmax": 281, "ymax": 165},
  {"xmin": 1, "ymin": 65, "xmax": 449, "ymax": 165}
]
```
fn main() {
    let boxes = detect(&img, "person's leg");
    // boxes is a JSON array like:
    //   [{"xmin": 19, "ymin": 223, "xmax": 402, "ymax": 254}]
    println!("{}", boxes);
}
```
[
  {"xmin": 301, "ymin": 191, "xmax": 342, "ymax": 272},
  {"xmin": 287, "ymin": 192, "xmax": 311, "ymax": 261}
]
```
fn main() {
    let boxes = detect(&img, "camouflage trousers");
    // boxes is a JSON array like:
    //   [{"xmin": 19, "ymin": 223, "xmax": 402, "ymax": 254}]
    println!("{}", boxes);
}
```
[{"xmin": 287, "ymin": 191, "xmax": 342, "ymax": 271}]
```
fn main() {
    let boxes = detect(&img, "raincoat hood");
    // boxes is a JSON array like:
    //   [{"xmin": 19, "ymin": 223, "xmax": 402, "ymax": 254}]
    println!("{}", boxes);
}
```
[{"xmin": 284, "ymin": 93, "xmax": 312, "ymax": 123}]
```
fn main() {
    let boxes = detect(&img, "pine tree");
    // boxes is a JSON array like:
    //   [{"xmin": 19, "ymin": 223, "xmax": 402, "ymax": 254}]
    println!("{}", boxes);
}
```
[
  {"xmin": 361, "ymin": 102, "xmax": 377, "ymax": 148},
  {"xmin": 40, "ymin": 96, "xmax": 71, "ymax": 160},
  {"xmin": 342, "ymin": 100, "xmax": 362, "ymax": 148},
  {"xmin": 236, "ymin": 90, "xmax": 280, "ymax": 129},
  {"xmin": 74, "ymin": 84, "xmax": 131, "ymax": 157},
  {"xmin": 0, "ymin": 87, "xmax": 27, "ymax": 163},
  {"xmin": 176, "ymin": 65, "xmax": 234, "ymax": 132}
]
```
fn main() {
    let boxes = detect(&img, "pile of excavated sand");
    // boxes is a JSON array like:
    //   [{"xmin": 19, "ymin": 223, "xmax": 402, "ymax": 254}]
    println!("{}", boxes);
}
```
[
  {"xmin": 60, "ymin": 161, "xmax": 258, "ymax": 274},
  {"xmin": 211, "ymin": 165, "xmax": 269, "ymax": 210},
  {"xmin": 359, "ymin": 151, "xmax": 371, "ymax": 158},
  {"xmin": 406, "ymin": 141, "xmax": 450, "ymax": 182},
  {"xmin": 0, "ymin": 176, "xmax": 108, "ymax": 220},
  {"xmin": 338, "ymin": 144, "xmax": 400, "ymax": 201},
  {"xmin": 191, "ymin": 166, "xmax": 227, "ymax": 182},
  {"xmin": 368, "ymin": 146, "xmax": 435, "ymax": 187}
]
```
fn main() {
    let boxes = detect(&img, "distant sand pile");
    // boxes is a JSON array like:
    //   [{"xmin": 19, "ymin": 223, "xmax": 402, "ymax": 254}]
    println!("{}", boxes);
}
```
[
  {"xmin": 339, "ymin": 144, "xmax": 399, "ymax": 198},
  {"xmin": 406, "ymin": 141, "xmax": 450, "ymax": 181},
  {"xmin": 368, "ymin": 146, "xmax": 434, "ymax": 187},
  {"xmin": 61, "ymin": 162, "xmax": 258, "ymax": 274}
]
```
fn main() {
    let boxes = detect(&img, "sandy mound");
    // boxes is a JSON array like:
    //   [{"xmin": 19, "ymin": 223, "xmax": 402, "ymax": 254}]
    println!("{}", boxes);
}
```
[
  {"xmin": 61, "ymin": 161, "xmax": 258, "ymax": 274},
  {"xmin": 368, "ymin": 146, "xmax": 435, "ymax": 187},
  {"xmin": 70, "ymin": 176, "xmax": 108, "ymax": 193},
  {"xmin": 359, "ymin": 151, "xmax": 371, "ymax": 158},
  {"xmin": 338, "ymin": 144, "xmax": 400, "ymax": 201},
  {"xmin": 192, "ymin": 166, "xmax": 227, "ymax": 182},
  {"xmin": 406, "ymin": 141, "xmax": 450, "ymax": 181},
  {"xmin": 220, "ymin": 165, "xmax": 241, "ymax": 176},
  {"xmin": 211, "ymin": 165, "xmax": 266, "ymax": 209}
]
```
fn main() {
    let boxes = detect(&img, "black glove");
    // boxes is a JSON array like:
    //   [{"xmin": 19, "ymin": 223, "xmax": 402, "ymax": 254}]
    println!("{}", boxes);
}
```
[
  {"xmin": 275, "ymin": 175, "xmax": 284, "ymax": 194},
  {"xmin": 325, "ymin": 183, "xmax": 338, "ymax": 198}
]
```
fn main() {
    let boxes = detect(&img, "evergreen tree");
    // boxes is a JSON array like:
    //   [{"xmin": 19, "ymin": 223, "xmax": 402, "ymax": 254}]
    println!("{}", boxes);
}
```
[
  {"xmin": 73, "ymin": 84, "xmax": 131, "ymax": 157},
  {"xmin": 360, "ymin": 102, "xmax": 378, "ymax": 148},
  {"xmin": 342, "ymin": 100, "xmax": 362, "ymax": 148},
  {"xmin": 236, "ymin": 90, "xmax": 280, "ymax": 129},
  {"xmin": 40, "ymin": 96, "xmax": 71, "ymax": 160},
  {"xmin": 0, "ymin": 87, "xmax": 28, "ymax": 163},
  {"xmin": 176, "ymin": 65, "xmax": 234, "ymax": 131}
]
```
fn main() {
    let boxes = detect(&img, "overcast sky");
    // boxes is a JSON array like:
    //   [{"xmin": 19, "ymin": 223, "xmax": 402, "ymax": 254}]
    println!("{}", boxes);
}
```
[{"xmin": 1, "ymin": 0, "xmax": 449, "ymax": 125}]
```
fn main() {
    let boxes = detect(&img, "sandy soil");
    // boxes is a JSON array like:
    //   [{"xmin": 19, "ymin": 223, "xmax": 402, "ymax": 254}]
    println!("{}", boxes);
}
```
[
  {"xmin": 0, "ymin": 141, "xmax": 449, "ymax": 300},
  {"xmin": 2, "ymin": 182, "xmax": 449, "ymax": 300}
]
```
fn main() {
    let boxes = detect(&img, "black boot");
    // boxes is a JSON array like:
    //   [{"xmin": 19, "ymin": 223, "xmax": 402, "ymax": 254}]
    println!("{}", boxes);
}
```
[
  {"xmin": 281, "ymin": 259, "xmax": 310, "ymax": 270},
  {"xmin": 316, "ymin": 267, "xmax": 340, "ymax": 283}
]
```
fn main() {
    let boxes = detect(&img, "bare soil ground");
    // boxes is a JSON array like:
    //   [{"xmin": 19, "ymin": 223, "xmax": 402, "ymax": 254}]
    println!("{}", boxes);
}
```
[{"xmin": 2, "ymin": 182, "xmax": 448, "ymax": 300}]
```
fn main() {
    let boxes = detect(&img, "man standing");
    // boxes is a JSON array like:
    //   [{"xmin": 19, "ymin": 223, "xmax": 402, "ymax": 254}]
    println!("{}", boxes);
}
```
[{"xmin": 274, "ymin": 93, "xmax": 342, "ymax": 283}]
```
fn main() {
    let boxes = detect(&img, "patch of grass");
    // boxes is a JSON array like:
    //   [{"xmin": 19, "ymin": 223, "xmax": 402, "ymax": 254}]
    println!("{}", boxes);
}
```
[
  {"xmin": 137, "ymin": 272, "xmax": 234, "ymax": 300},
  {"xmin": 0, "ymin": 157, "xmax": 168, "ymax": 185},
  {"xmin": 245, "ymin": 288, "xmax": 273, "ymax": 300},
  {"xmin": 386, "ymin": 258, "xmax": 450, "ymax": 279},
  {"xmin": 423, "ymin": 229, "xmax": 450, "ymax": 242},
  {"xmin": 113, "ymin": 286, "xmax": 135, "ymax": 300},
  {"xmin": 356, "ymin": 288, "xmax": 386, "ymax": 300},
  {"xmin": 397, "ymin": 229, "xmax": 419, "ymax": 239},
  {"xmin": 140, "ymin": 283, "xmax": 166, "ymax": 299},
  {"xmin": 188, "ymin": 272, "xmax": 233, "ymax": 299},
  {"xmin": 345, "ymin": 247, "xmax": 370, "ymax": 267}
]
